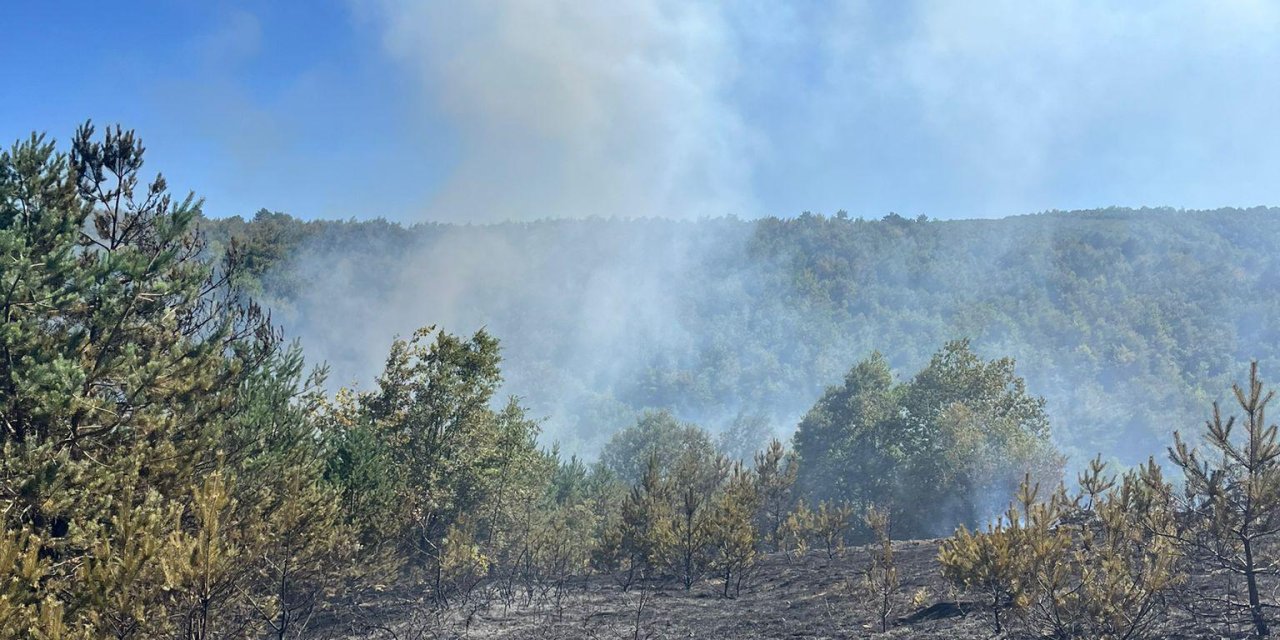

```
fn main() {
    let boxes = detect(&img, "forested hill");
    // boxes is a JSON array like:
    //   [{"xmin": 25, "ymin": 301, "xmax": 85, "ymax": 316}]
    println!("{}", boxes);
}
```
[{"xmin": 203, "ymin": 207, "xmax": 1280, "ymax": 464}]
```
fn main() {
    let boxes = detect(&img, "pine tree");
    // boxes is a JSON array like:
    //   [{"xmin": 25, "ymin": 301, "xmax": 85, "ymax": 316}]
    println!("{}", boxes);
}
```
[
  {"xmin": 599, "ymin": 456, "xmax": 675, "ymax": 590},
  {"xmin": 708, "ymin": 463, "xmax": 760, "ymax": 598},
  {"xmin": 941, "ymin": 468, "xmax": 1182, "ymax": 639},
  {"xmin": 753, "ymin": 439, "xmax": 798, "ymax": 550},
  {"xmin": 863, "ymin": 505, "xmax": 897, "ymax": 633},
  {"xmin": 813, "ymin": 501, "xmax": 855, "ymax": 559},
  {"xmin": 938, "ymin": 505, "xmax": 1029, "ymax": 634},
  {"xmin": 0, "ymin": 125, "xmax": 369, "ymax": 639},
  {"xmin": 0, "ymin": 124, "xmax": 281, "ymax": 636},
  {"xmin": 322, "ymin": 387, "xmax": 407, "ymax": 553},
  {"xmin": 669, "ymin": 448, "xmax": 726, "ymax": 590},
  {"xmin": 161, "ymin": 472, "xmax": 243, "ymax": 640},
  {"xmin": 227, "ymin": 349, "xmax": 354, "ymax": 640},
  {"xmin": 780, "ymin": 500, "xmax": 815, "ymax": 559},
  {"xmin": 1169, "ymin": 362, "xmax": 1280, "ymax": 637},
  {"xmin": 1073, "ymin": 462, "xmax": 1181, "ymax": 639}
]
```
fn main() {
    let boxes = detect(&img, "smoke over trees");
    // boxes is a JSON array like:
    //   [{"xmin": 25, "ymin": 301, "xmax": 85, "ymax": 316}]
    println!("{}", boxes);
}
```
[
  {"xmin": 7, "ymin": 125, "xmax": 1280, "ymax": 638},
  {"xmin": 793, "ymin": 340, "xmax": 1062, "ymax": 538},
  {"xmin": 205, "ymin": 204, "xmax": 1280, "ymax": 468}
]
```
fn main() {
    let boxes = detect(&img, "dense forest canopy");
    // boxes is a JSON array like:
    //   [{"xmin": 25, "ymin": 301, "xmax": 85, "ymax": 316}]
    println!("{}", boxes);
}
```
[{"xmin": 205, "ymin": 206, "xmax": 1280, "ymax": 465}]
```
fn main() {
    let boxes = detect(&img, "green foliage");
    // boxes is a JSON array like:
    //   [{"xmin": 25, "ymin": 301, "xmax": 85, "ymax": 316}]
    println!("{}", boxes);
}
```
[
  {"xmin": 595, "ymin": 416, "xmax": 775, "ymax": 594},
  {"xmin": 595, "ymin": 442, "xmax": 766, "ymax": 597},
  {"xmin": 812, "ymin": 501, "xmax": 855, "ymax": 559},
  {"xmin": 0, "ymin": 121, "xmax": 580, "ymax": 635},
  {"xmin": 795, "ymin": 340, "xmax": 1062, "ymax": 538},
  {"xmin": 1033, "ymin": 461, "xmax": 1181, "ymax": 640},
  {"xmin": 707, "ymin": 463, "xmax": 760, "ymax": 598},
  {"xmin": 938, "ymin": 508, "xmax": 1028, "ymax": 634},
  {"xmin": 322, "ymin": 390, "xmax": 407, "ymax": 552},
  {"xmin": 203, "ymin": 207, "xmax": 1280, "ymax": 463},
  {"xmin": 792, "ymin": 353, "xmax": 897, "ymax": 521},
  {"xmin": 361, "ymin": 325, "xmax": 505, "ymax": 556},
  {"xmin": 779, "ymin": 501, "xmax": 814, "ymax": 558},
  {"xmin": 318, "ymin": 324, "xmax": 557, "ymax": 605},
  {"xmin": 669, "ymin": 443, "xmax": 727, "ymax": 590},
  {"xmin": 0, "ymin": 125, "xmax": 354, "ymax": 639},
  {"xmin": 718, "ymin": 411, "xmax": 773, "ymax": 464},
  {"xmin": 435, "ymin": 515, "xmax": 490, "ymax": 605},
  {"xmin": 596, "ymin": 456, "xmax": 677, "ymax": 590},
  {"xmin": 779, "ymin": 499, "xmax": 855, "ymax": 559},
  {"xmin": 14, "ymin": 123, "xmax": 1280, "ymax": 637},
  {"xmin": 753, "ymin": 438, "xmax": 798, "ymax": 549},
  {"xmin": 601, "ymin": 410, "xmax": 719, "ymax": 486}
]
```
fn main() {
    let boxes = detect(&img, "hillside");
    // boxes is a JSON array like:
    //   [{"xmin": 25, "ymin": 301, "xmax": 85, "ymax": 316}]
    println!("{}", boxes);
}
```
[{"xmin": 205, "ymin": 207, "xmax": 1280, "ymax": 464}]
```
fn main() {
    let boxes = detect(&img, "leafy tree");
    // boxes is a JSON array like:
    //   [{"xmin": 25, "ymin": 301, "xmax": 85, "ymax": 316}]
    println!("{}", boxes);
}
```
[
  {"xmin": 361, "ymin": 325, "xmax": 502, "ymax": 561},
  {"xmin": 718, "ymin": 411, "xmax": 773, "ymax": 464},
  {"xmin": 901, "ymin": 340, "xmax": 1061, "ymax": 534},
  {"xmin": 793, "ymin": 353, "xmax": 898, "ymax": 513},
  {"xmin": 795, "ymin": 341, "xmax": 1061, "ymax": 538},
  {"xmin": 602, "ymin": 410, "xmax": 718, "ymax": 486},
  {"xmin": 342, "ymin": 326, "xmax": 550, "ymax": 584}
]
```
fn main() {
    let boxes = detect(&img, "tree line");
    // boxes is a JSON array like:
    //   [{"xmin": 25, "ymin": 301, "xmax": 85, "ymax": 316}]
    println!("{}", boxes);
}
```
[{"xmin": 203, "ymin": 197, "xmax": 1280, "ymax": 465}]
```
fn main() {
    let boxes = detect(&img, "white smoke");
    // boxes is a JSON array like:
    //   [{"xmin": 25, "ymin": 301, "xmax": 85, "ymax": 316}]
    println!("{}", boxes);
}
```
[
  {"xmin": 361, "ymin": 0, "xmax": 759, "ymax": 221},
  {"xmin": 347, "ymin": 0, "xmax": 1280, "ymax": 221}
]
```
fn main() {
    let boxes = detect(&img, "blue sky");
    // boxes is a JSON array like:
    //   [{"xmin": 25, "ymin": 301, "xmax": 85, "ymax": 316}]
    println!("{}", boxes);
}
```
[{"xmin": 5, "ymin": 1, "xmax": 1280, "ymax": 222}]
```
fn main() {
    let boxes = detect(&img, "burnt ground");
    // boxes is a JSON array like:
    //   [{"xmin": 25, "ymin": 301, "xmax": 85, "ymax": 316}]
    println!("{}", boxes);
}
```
[{"xmin": 324, "ymin": 540, "xmax": 1263, "ymax": 639}]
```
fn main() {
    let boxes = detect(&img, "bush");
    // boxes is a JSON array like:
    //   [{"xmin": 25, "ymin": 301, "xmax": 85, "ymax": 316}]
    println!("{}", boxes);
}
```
[{"xmin": 939, "ymin": 466, "xmax": 1181, "ymax": 639}]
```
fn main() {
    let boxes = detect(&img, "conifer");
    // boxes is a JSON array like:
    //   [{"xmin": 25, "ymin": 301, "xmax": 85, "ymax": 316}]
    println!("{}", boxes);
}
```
[{"xmin": 708, "ymin": 463, "xmax": 760, "ymax": 598}]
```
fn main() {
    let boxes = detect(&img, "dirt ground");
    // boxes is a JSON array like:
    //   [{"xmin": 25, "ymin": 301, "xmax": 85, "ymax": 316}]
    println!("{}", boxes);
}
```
[{"xmin": 325, "ymin": 539, "xmax": 1260, "ymax": 639}]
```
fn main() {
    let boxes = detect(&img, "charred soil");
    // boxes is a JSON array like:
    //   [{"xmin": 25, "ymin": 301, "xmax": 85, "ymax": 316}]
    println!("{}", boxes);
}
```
[{"xmin": 329, "ymin": 539, "xmax": 1252, "ymax": 639}]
